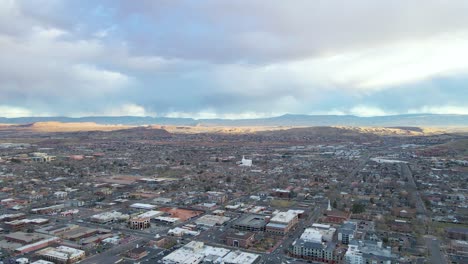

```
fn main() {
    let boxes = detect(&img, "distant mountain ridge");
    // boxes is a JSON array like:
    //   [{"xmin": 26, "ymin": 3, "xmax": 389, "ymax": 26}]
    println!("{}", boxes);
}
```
[{"xmin": 0, "ymin": 114, "xmax": 467, "ymax": 127}]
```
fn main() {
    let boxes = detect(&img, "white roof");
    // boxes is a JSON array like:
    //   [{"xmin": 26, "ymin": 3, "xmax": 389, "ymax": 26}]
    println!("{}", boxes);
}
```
[
  {"xmin": 155, "ymin": 216, "xmax": 180, "ymax": 223},
  {"xmin": 195, "ymin": 215, "xmax": 230, "ymax": 227},
  {"xmin": 130, "ymin": 203, "xmax": 156, "ymax": 209},
  {"xmin": 163, "ymin": 249, "xmax": 204, "ymax": 264},
  {"xmin": 137, "ymin": 210, "xmax": 164, "ymax": 218},
  {"xmin": 91, "ymin": 211, "xmax": 128, "ymax": 220},
  {"xmin": 31, "ymin": 260, "xmax": 55, "ymax": 264},
  {"xmin": 300, "ymin": 228, "xmax": 323, "ymax": 242},
  {"xmin": 270, "ymin": 210, "xmax": 298, "ymax": 224},
  {"xmin": 221, "ymin": 250, "xmax": 260, "ymax": 264},
  {"xmin": 312, "ymin": 223, "xmax": 331, "ymax": 229},
  {"xmin": 202, "ymin": 245, "xmax": 230, "ymax": 257},
  {"xmin": 240, "ymin": 156, "xmax": 252, "ymax": 166},
  {"xmin": 38, "ymin": 246, "xmax": 84, "ymax": 261},
  {"xmin": 167, "ymin": 227, "xmax": 200, "ymax": 236}
]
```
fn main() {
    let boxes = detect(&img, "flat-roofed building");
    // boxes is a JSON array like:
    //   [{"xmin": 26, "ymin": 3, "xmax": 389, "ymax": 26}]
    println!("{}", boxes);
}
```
[
  {"xmin": 31, "ymin": 204, "xmax": 64, "ymax": 214},
  {"xmin": 338, "ymin": 221, "xmax": 357, "ymax": 245},
  {"xmin": 195, "ymin": 215, "xmax": 230, "ymax": 227},
  {"xmin": 232, "ymin": 214, "xmax": 267, "ymax": 232},
  {"xmin": 226, "ymin": 232, "xmax": 255, "ymax": 249},
  {"xmin": 127, "ymin": 247, "xmax": 148, "ymax": 260},
  {"xmin": 323, "ymin": 209, "xmax": 350, "ymax": 224},
  {"xmin": 129, "ymin": 203, "xmax": 157, "ymax": 210},
  {"xmin": 90, "ymin": 211, "xmax": 129, "ymax": 223},
  {"xmin": 266, "ymin": 210, "xmax": 301, "ymax": 235},
  {"xmin": 345, "ymin": 240, "xmax": 395, "ymax": 264},
  {"xmin": 163, "ymin": 241, "xmax": 260, "ymax": 264},
  {"xmin": 36, "ymin": 246, "xmax": 85, "ymax": 264},
  {"xmin": 154, "ymin": 216, "xmax": 180, "ymax": 224},
  {"xmin": 5, "ymin": 232, "xmax": 44, "ymax": 244},
  {"xmin": 0, "ymin": 213, "xmax": 26, "ymax": 222},
  {"xmin": 206, "ymin": 191, "xmax": 228, "ymax": 204},
  {"xmin": 222, "ymin": 250, "xmax": 260, "ymax": 264},
  {"xmin": 14, "ymin": 237, "xmax": 61, "ymax": 254},
  {"xmin": 446, "ymin": 227, "xmax": 468, "ymax": 240},
  {"xmin": 4, "ymin": 218, "xmax": 49, "ymax": 231},
  {"xmin": 129, "ymin": 216, "xmax": 150, "ymax": 229},
  {"xmin": 31, "ymin": 260, "xmax": 54, "ymax": 264}
]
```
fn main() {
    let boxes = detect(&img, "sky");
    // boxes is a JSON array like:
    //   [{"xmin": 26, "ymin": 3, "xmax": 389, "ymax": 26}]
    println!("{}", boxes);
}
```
[{"xmin": 1, "ymin": 0, "xmax": 468, "ymax": 118}]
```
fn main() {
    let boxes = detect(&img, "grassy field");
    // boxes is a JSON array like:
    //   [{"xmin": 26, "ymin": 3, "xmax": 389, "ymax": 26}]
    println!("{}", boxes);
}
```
[{"xmin": 270, "ymin": 199, "xmax": 296, "ymax": 208}]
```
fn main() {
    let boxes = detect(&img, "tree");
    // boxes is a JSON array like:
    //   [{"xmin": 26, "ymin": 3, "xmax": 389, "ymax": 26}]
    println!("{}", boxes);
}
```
[
  {"xmin": 351, "ymin": 203, "xmax": 366, "ymax": 214},
  {"xmin": 332, "ymin": 200, "xmax": 338, "ymax": 209}
]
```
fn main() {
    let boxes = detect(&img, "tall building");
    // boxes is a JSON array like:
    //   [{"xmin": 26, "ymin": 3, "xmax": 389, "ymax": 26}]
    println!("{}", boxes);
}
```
[
  {"xmin": 338, "ymin": 221, "xmax": 357, "ymax": 245},
  {"xmin": 345, "ymin": 240, "xmax": 395, "ymax": 264},
  {"xmin": 289, "ymin": 226, "xmax": 344, "ymax": 263}
]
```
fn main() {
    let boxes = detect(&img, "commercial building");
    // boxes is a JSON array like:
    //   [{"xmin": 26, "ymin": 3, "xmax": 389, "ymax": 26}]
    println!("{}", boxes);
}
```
[
  {"xmin": 30, "ymin": 260, "xmax": 54, "ymax": 264},
  {"xmin": 338, "ymin": 222, "xmax": 357, "ymax": 245},
  {"xmin": 4, "ymin": 218, "xmax": 49, "ymax": 231},
  {"xmin": 195, "ymin": 214, "xmax": 230, "ymax": 227},
  {"xmin": 225, "ymin": 232, "xmax": 255, "ymax": 249},
  {"xmin": 129, "ymin": 203, "xmax": 157, "ymax": 210},
  {"xmin": 14, "ymin": 237, "xmax": 61, "ymax": 254},
  {"xmin": 0, "ymin": 213, "xmax": 26, "ymax": 221},
  {"xmin": 302, "ymin": 224, "xmax": 337, "ymax": 243},
  {"xmin": 167, "ymin": 227, "xmax": 200, "ymax": 237},
  {"xmin": 31, "ymin": 204, "xmax": 65, "ymax": 214},
  {"xmin": 206, "ymin": 191, "xmax": 228, "ymax": 204},
  {"xmin": 266, "ymin": 210, "xmax": 302, "ymax": 235},
  {"xmin": 36, "ymin": 246, "xmax": 85, "ymax": 264},
  {"xmin": 5, "ymin": 232, "xmax": 44, "ymax": 244},
  {"xmin": 289, "ymin": 227, "xmax": 343, "ymax": 263},
  {"xmin": 323, "ymin": 209, "xmax": 351, "ymax": 224},
  {"xmin": 90, "ymin": 211, "xmax": 129, "ymax": 223},
  {"xmin": 29, "ymin": 153, "xmax": 56, "ymax": 163},
  {"xmin": 163, "ymin": 241, "xmax": 228, "ymax": 264},
  {"xmin": 222, "ymin": 250, "xmax": 260, "ymax": 264},
  {"xmin": 126, "ymin": 247, "xmax": 148, "ymax": 260},
  {"xmin": 136, "ymin": 210, "xmax": 164, "ymax": 219},
  {"xmin": 154, "ymin": 216, "xmax": 180, "ymax": 224},
  {"xmin": 272, "ymin": 188, "xmax": 293, "ymax": 199},
  {"xmin": 345, "ymin": 240, "xmax": 395, "ymax": 264},
  {"xmin": 239, "ymin": 156, "xmax": 252, "ymax": 167},
  {"xmin": 446, "ymin": 227, "xmax": 468, "ymax": 240},
  {"xmin": 162, "ymin": 241, "xmax": 260, "ymax": 264},
  {"xmin": 232, "ymin": 214, "xmax": 267, "ymax": 232},
  {"xmin": 54, "ymin": 191, "xmax": 68, "ymax": 199},
  {"xmin": 129, "ymin": 216, "xmax": 150, "ymax": 229}
]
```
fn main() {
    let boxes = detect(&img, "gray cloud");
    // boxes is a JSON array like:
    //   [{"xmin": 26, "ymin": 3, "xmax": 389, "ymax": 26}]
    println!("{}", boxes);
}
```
[{"xmin": 0, "ymin": 0, "xmax": 468, "ymax": 117}]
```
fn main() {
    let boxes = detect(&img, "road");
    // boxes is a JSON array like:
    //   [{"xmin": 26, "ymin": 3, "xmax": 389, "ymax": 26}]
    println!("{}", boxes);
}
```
[
  {"xmin": 401, "ymin": 164, "xmax": 448, "ymax": 264},
  {"xmin": 425, "ymin": 236, "xmax": 447, "ymax": 264},
  {"xmin": 400, "ymin": 163, "xmax": 427, "ymax": 215},
  {"xmin": 261, "ymin": 200, "xmax": 327, "ymax": 264},
  {"xmin": 80, "ymin": 237, "xmax": 144, "ymax": 264}
]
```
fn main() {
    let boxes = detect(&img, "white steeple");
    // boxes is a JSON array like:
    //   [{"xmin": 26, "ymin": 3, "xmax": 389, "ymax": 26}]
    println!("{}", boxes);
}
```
[{"xmin": 327, "ymin": 199, "xmax": 332, "ymax": 211}]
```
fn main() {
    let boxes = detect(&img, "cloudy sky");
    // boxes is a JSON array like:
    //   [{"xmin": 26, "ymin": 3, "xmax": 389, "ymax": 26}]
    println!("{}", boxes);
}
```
[{"xmin": 1, "ymin": 0, "xmax": 468, "ymax": 118}]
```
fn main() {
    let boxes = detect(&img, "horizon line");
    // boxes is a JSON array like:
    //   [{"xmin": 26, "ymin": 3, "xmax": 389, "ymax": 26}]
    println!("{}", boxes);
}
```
[{"xmin": 0, "ymin": 113, "xmax": 467, "ymax": 120}]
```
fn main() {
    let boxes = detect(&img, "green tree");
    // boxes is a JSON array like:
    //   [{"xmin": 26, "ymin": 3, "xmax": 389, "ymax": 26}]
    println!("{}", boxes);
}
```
[{"xmin": 351, "ymin": 203, "xmax": 366, "ymax": 214}]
